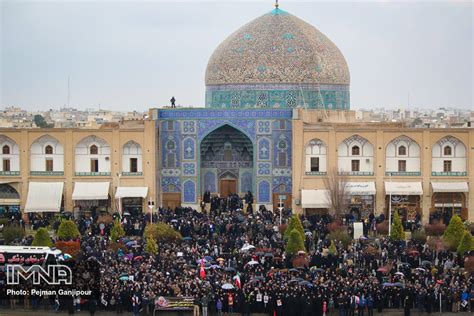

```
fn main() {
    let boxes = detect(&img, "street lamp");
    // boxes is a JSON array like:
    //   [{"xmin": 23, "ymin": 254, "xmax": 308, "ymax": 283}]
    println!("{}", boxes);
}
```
[
  {"xmin": 278, "ymin": 196, "xmax": 284, "ymax": 226},
  {"xmin": 148, "ymin": 200, "xmax": 155, "ymax": 224},
  {"xmin": 388, "ymin": 172, "xmax": 392, "ymax": 236}
]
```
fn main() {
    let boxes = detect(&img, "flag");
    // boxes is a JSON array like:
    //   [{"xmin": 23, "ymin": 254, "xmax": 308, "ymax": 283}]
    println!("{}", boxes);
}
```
[
  {"xmin": 233, "ymin": 272, "xmax": 241, "ymax": 289},
  {"xmin": 199, "ymin": 258, "xmax": 206, "ymax": 279}
]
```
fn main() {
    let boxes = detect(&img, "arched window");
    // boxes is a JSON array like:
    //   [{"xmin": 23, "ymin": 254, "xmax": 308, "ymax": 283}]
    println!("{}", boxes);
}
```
[
  {"xmin": 351, "ymin": 146, "xmax": 360, "ymax": 156},
  {"xmin": 45, "ymin": 145, "xmax": 53, "ymax": 155},
  {"xmin": 90, "ymin": 145, "xmax": 98, "ymax": 155},
  {"xmin": 223, "ymin": 141, "xmax": 232, "ymax": 161},
  {"xmin": 278, "ymin": 140, "xmax": 287, "ymax": 149},
  {"xmin": 443, "ymin": 146, "xmax": 452, "ymax": 156},
  {"xmin": 166, "ymin": 141, "xmax": 175, "ymax": 150},
  {"xmin": 398, "ymin": 145, "xmax": 406, "ymax": 156},
  {"xmin": 2, "ymin": 145, "xmax": 10, "ymax": 155}
]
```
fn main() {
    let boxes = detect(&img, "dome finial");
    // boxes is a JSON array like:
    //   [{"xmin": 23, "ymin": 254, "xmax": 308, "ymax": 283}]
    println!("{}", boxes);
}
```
[{"xmin": 275, "ymin": 0, "xmax": 279, "ymax": 9}]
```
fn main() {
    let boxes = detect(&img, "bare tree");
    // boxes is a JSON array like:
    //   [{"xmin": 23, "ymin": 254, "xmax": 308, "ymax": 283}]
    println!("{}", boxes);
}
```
[{"xmin": 324, "ymin": 167, "xmax": 349, "ymax": 217}]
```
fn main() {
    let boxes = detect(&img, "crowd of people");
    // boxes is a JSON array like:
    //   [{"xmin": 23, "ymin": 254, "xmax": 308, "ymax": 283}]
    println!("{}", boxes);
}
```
[{"xmin": 1, "ymin": 194, "xmax": 473, "ymax": 316}]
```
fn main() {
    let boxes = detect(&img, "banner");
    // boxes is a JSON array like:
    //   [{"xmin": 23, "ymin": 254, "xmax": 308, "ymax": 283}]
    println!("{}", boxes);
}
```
[{"xmin": 154, "ymin": 296, "xmax": 194, "ymax": 311}]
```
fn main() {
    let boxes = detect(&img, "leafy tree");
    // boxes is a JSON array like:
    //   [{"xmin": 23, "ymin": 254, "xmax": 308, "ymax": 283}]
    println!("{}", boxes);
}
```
[
  {"xmin": 57, "ymin": 219, "xmax": 80, "ymax": 240},
  {"xmin": 33, "ymin": 114, "xmax": 53, "ymax": 128},
  {"xmin": 285, "ymin": 229, "xmax": 306, "ymax": 255},
  {"xmin": 145, "ymin": 237, "xmax": 158, "ymax": 255},
  {"xmin": 110, "ymin": 219, "xmax": 125, "ymax": 242},
  {"xmin": 328, "ymin": 240, "xmax": 337, "ymax": 256},
  {"xmin": 328, "ymin": 230, "xmax": 351, "ymax": 249},
  {"xmin": 32, "ymin": 228, "xmax": 53, "ymax": 247},
  {"xmin": 411, "ymin": 230, "xmax": 427, "ymax": 243},
  {"xmin": 144, "ymin": 222, "xmax": 182, "ymax": 242},
  {"xmin": 456, "ymin": 231, "xmax": 473, "ymax": 255},
  {"xmin": 2, "ymin": 224, "xmax": 25, "ymax": 245},
  {"xmin": 284, "ymin": 214, "xmax": 305, "ymax": 242},
  {"xmin": 443, "ymin": 215, "xmax": 466, "ymax": 251},
  {"xmin": 390, "ymin": 211, "xmax": 405, "ymax": 241}
]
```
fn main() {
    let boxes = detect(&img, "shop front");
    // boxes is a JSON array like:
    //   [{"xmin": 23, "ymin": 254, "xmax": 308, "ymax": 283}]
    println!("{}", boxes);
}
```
[
  {"xmin": 301, "ymin": 189, "xmax": 331, "ymax": 216},
  {"xmin": 385, "ymin": 182, "xmax": 423, "ymax": 228},
  {"xmin": 24, "ymin": 182, "xmax": 64, "ymax": 217},
  {"xmin": 431, "ymin": 182, "xmax": 468, "ymax": 223},
  {"xmin": 344, "ymin": 182, "xmax": 376, "ymax": 220},
  {"xmin": 115, "ymin": 187, "xmax": 149, "ymax": 217},
  {"xmin": 0, "ymin": 182, "xmax": 20, "ymax": 219},
  {"xmin": 72, "ymin": 182, "xmax": 110, "ymax": 218}
]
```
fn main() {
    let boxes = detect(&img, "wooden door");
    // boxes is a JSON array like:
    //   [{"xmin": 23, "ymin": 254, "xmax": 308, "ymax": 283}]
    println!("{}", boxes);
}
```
[
  {"xmin": 220, "ymin": 180, "xmax": 237, "ymax": 198},
  {"xmin": 273, "ymin": 193, "xmax": 291, "ymax": 210}
]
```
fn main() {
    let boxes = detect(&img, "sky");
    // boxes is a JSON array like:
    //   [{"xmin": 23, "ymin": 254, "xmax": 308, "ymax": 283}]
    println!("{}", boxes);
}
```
[{"xmin": 1, "ymin": 0, "xmax": 473, "ymax": 111}]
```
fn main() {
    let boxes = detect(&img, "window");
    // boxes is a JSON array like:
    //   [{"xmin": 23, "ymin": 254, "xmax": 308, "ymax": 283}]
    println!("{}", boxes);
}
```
[
  {"xmin": 279, "ymin": 120, "xmax": 286, "ymax": 129},
  {"xmin": 90, "ymin": 145, "xmax": 98, "ymax": 155},
  {"xmin": 443, "ymin": 160, "xmax": 452, "ymax": 172},
  {"xmin": 90, "ymin": 159, "xmax": 99, "ymax": 172},
  {"xmin": 398, "ymin": 146, "xmax": 406, "ymax": 156},
  {"xmin": 45, "ymin": 145, "xmax": 53, "ymax": 155},
  {"xmin": 278, "ymin": 152, "xmax": 286, "ymax": 167},
  {"xmin": 166, "ymin": 141, "xmax": 175, "ymax": 150},
  {"xmin": 3, "ymin": 159, "xmax": 10, "ymax": 172},
  {"xmin": 351, "ymin": 146, "xmax": 360, "ymax": 156},
  {"xmin": 167, "ymin": 121, "xmax": 174, "ymax": 130},
  {"xmin": 130, "ymin": 158, "xmax": 138, "ymax": 173},
  {"xmin": 310, "ymin": 157, "xmax": 320, "ymax": 172},
  {"xmin": 2, "ymin": 145, "xmax": 10, "ymax": 155},
  {"xmin": 351, "ymin": 159, "xmax": 360, "ymax": 172},
  {"xmin": 45, "ymin": 158, "xmax": 53, "ymax": 171},
  {"xmin": 443, "ymin": 146, "xmax": 452, "ymax": 156},
  {"xmin": 167, "ymin": 153, "xmax": 175, "ymax": 168},
  {"xmin": 223, "ymin": 141, "xmax": 232, "ymax": 161},
  {"xmin": 398, "ymin": 160, "xmax": 406, "ymax": 172}
]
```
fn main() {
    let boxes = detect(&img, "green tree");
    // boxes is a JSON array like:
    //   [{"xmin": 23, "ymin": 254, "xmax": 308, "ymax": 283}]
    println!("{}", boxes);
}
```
[
  {"xmin": 390, "ymin": 211, "xmax": 405, "ymax": 241},
  {"xmin": 285, "ymin": 229, "xmax": 306, "ymax": 255},
  {"xmin": 33, "ymin": 114, "xmax": 53, "ymax": 128},
  {"xmin": 110, "ymin": 219, "xmax": 125, "ymax": 242},
  {"xmin": 328, "ymin": 230, "xmax": 351, "ymax": 249},
  {"xmin": 443, "ymin": 215, "xmax": 466, "ymax": 251},
  {"xmin": 284, "ymin": 214, "xmax": 305, "ymax": 242},
  {"xmin": 144, "ymin": 222, "xmax": 182, "ymax": 242},
  {"xmin": 2, "ymin": 224, "xmax": 25, "ymax": 245},
  {"xmin": 144, "ymin": 237, "xmax": 158, "ymax": 255},
  {"xmin": 32, "ymin": 228, "xmax": 53, "ymax": 247},
  {"xmin": 328, "ymin": 240, "xmax": 337, "ymax": 256},
  {"xmin": 456, "ymin": 231, "xmax": 473, "ymax": 255},
  {"xmin": 57, "ymin": 219, "xmax": 80, "ymax": 240}
]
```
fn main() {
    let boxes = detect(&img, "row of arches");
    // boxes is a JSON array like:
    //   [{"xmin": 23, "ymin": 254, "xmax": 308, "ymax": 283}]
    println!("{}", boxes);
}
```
[
  {"xmin": 305, "ymin": 135, "xmax": 467, "ymax": 175},
  {"xmin": 0, "ymin": 135, "xmax": 143, "ymax": 174}
]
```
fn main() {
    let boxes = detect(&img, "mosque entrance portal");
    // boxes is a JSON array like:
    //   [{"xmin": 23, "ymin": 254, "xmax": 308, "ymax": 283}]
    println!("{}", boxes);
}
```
[{"xmin": 201, "ymin": 125, "xmax": 254, "ymax": 197}]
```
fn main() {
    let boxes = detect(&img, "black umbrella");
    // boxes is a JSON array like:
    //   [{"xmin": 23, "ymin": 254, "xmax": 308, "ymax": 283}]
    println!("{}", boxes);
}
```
[{"xmin": 224, "ymin": 267, "xmax": 236, "ymax": 273}]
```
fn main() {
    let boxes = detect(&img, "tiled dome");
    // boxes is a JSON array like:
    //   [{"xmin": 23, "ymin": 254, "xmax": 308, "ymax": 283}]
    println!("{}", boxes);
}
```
[{"xmin": 205, "ymin": 7, "xmax": 350, "ymax": 86}]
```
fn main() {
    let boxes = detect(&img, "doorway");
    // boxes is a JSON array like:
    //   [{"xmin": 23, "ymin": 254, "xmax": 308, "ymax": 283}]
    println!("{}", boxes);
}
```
[{"xmin": 220, "ymin": 179, "xmax": 237, "ymax": 198}]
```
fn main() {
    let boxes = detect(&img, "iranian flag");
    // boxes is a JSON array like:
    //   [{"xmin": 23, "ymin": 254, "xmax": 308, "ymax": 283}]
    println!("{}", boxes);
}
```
[
  {"xmin": 199, "ymin": 259, "xmax": 206, "ymax": 279},
  {"xmin": 233, "ymin": 272, "xmax": 241, "ymax": 289}
]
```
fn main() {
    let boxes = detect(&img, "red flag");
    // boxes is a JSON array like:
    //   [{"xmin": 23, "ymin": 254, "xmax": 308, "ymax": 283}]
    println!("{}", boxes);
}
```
[{"xmin": 199, "ymin": 258, "xmax": 206, "ymax": 279}]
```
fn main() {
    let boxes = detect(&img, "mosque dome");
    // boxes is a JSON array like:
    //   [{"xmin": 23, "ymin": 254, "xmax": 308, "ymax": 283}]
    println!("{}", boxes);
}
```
[{"xmin": 205, "ymin": 6, "xmax": 350, "ymax": 110}]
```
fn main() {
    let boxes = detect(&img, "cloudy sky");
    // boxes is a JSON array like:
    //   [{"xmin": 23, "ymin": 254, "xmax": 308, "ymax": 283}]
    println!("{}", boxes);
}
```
[{"xmin": 1, "ymin": 0, "xmax": 472, "ymax": 111}]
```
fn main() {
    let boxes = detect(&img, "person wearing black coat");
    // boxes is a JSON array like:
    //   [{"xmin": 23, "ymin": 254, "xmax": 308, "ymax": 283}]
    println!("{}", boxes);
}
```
[{"xmin": 88, "ymin": 297, "xmax": 97, "ymax": 316}]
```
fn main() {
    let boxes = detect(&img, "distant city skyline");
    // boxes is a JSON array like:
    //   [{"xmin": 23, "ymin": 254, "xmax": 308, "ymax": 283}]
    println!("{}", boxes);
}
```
[{"xmin": 1, "ymin": 0, "xmax": 473, "ymax": 111}]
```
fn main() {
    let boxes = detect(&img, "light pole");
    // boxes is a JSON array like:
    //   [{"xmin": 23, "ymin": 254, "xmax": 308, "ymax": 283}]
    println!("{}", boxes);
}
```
[
  {"xmin": 388, "ymin": 172, "xmax": 392, "ymax": 236},
  {"xmin": 148, "ymin": 200, "xmax": 154, "ymax": 224},
  {"xmin": 278, "ymin": 196, "xmax": 284, "ymax": 226},
  {"xmin": 117, "ymin": 173, "xmax": 122, "ymax": 219}
]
